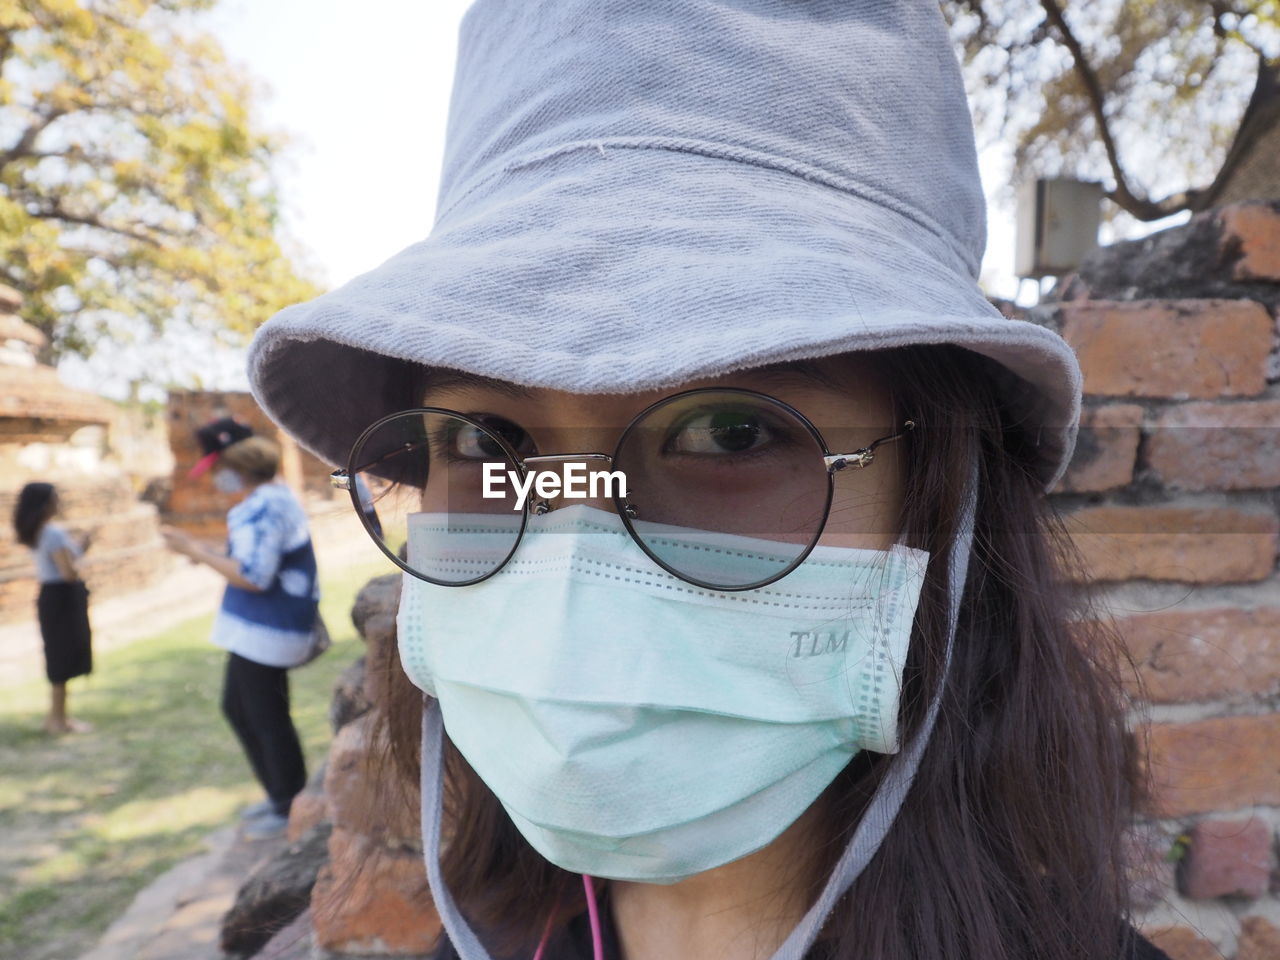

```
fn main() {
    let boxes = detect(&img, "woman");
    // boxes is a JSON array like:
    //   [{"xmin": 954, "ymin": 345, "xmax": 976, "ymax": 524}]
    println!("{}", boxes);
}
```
[
  {"xmin": 162, "ymin": 424, "xmax": 319, "ymax": 840},
  {"xmin": 12, "ymin": 482, "xmax": 93, "ymax": 735},
  {"xmin": 246, "ymin": 2, "xmax": 1167, "ymax": 957}
]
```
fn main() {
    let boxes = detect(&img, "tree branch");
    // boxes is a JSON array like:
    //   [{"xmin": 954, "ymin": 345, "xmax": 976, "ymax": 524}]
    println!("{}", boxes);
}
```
[
  {"xmin": 31, "ymin": 203, "xmax": 166, "ymax": 248},
  {"xmin": 1105, "ymin": 51, "xmax": 1280, "ymax": 217},
  {"xmin": 0, "ymin": 262, "xmax": 26, "ymax": 291},
  {"xmin": 0, "ymin": 29, "xmax": 15, "ymax": 78},
  {"xmin": 0, "ymin": 96, "xmax": 182, "ymax": 177},
  {"xmin": 0, "ymin": 109, "xmax": 68, "ymax": 171},
  {"xmin": 1209, "ymin": 0, "xmax": 1270, "ymax": 57},
  {"xmin": 1038, "ymin": 0, "xmax": 1174, "ymax": 219},
  {"xmin": 1191, "ymin": 52, "xmax": 1280, "ymax": 209}
]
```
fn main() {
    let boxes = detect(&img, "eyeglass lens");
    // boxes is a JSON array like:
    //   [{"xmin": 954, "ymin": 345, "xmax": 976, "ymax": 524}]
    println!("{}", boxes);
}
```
[
  {"xmin": 350, "ymin": 392, "xmax": 834, "ymax": 589},
  {"xmin": 614, "ymin": 391, "xmax": 830, "ymax": 587},
  {"xmin": 351, "ymin": 411, "xmax": 524, "ymax": 585}
]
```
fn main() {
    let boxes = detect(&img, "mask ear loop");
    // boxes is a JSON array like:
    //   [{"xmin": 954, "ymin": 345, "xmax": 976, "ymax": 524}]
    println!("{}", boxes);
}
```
[
  {"xmin": 421, "ymin": 700, "xmax": 494, "ymax": 960},
  {"xmin": 583, "ymin": 874, "xmax": 604, "ymax": 960},
  {"xmin": 531, "ymin": 877, "xmax": 600, "ymax": 960},
  {"xmin": 529, "ymin": 901, "xmax": 555, "ymax": 960},
  {"xmin": 421, "ymin": 713, "xmax": 607, "ymax": 960},
  {"xmin": 531, "ymin": 907, "xmax": 556, "ymax": 960},
  {"xmin": 420, "ymin": 458, "xmax": 979, "ymax": 960}
]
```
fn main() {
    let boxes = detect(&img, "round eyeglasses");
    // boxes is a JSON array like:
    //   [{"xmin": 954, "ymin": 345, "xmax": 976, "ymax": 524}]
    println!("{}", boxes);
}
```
[{"xmin": 331, "ymin": 387, "xmax": 913, "ymax": 591}]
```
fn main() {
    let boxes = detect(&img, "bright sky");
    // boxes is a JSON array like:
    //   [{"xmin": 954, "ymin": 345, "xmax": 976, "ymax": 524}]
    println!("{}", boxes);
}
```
[
  {"xmin": 205, "ymin": 0, "xmax": 473, "ymax": 287},
  {"xmin": 58, "ymin": 0, "xmax": 1184, "ymax": 398}
]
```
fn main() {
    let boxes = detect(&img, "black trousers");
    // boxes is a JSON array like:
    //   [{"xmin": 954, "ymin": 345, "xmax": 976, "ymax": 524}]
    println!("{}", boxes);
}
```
[{"xmin": 221, "ymin": 653, "xmax": 307, "ymax": 816}]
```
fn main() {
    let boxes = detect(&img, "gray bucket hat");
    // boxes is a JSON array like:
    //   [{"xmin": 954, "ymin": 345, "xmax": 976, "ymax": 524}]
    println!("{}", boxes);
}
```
[{"xmin": 247, "ymin": 0, "xmax": 1082, "ymax": 490}]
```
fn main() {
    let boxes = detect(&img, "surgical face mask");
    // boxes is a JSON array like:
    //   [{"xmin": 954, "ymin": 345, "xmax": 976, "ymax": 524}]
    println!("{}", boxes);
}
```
[
  {"xmin": 397, "ymin": 504, "xmax": 929, "ymax": 883},
  {"xmin": 212, "ymin": 468, "xmax": 245, "ymax": 494}
]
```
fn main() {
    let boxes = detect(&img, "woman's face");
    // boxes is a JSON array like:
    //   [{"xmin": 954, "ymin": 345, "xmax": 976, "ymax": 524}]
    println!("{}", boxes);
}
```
[{"xmin": 421, "ymin": 354, "xmax": 907, "ymax": 553}]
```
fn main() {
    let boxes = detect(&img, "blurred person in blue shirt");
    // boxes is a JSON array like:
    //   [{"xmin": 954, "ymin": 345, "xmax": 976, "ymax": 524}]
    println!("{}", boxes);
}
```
[{"xmin": 162, "ymin": 419, "xmax": 319, "ymax": 839}]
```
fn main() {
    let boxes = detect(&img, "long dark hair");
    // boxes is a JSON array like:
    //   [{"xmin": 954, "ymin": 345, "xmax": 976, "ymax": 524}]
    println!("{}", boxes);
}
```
[
  {"xmin": 371, "ymin": 344, "xmax": 1138, "ymax": 960},
  {"xmin": 13, "ymin": 482, "xmax": 57, "ymax": 548}
]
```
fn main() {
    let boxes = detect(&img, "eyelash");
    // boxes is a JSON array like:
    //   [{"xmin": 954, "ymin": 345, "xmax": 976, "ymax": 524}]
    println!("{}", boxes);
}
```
[{"xmin": 437, "ymin": 415, "xmax": 536, "ymax": 460}]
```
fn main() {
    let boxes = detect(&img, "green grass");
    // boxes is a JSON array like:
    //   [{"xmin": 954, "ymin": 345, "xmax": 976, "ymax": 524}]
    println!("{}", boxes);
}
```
[{"xmin": 0, "ymin": 560, "xmax": 390, "ymax": 960}]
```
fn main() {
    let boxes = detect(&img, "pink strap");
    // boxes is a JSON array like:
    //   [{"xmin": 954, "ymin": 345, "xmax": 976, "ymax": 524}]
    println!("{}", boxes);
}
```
[
  {"xmin": 583, "ymin": 875, "xmax": 604, "ymax": 960},
  {"xmin": 531, "ymin": 906, "xmax": 556, "ymax": 960},
  {"xmin": 531, "ymin": 875, "xmax": 604, "ymax": 960}
]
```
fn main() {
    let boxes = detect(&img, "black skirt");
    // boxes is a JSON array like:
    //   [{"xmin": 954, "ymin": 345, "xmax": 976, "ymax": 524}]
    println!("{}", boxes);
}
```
[{"xmin": 36, "ymin": 581, "xmax": 93, "ymax": 684}]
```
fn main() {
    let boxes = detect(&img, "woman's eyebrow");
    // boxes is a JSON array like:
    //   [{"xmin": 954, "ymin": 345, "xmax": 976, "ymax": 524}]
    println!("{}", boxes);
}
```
[
  {"xmin": 420, "ymin": 369, "xmax": 534, "ymax": 401},
  {"xmin": 745, "ymin": 361, "xmax": 846, "ymax": 391}
]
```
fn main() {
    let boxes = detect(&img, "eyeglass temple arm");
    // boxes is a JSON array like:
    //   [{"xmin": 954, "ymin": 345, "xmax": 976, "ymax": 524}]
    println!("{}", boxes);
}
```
[
  {"xmin": 330, "ymin": 439, "xmax": 433, "ymax": 489},
  {"xmin": 823, "ymin": 420, "xmax": 915, "ymax": 473}
]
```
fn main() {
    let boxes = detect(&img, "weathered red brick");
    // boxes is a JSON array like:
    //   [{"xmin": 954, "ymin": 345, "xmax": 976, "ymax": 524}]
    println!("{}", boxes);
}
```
[
  {"xmin": 1142, "ymin": 926, "xmax": 1222, "ymax": 960},
  {"xmin": 1147, "ymin": 401, "xmax": 1280, "ymax": 491},
  {"xmin": 352, "ymin": 575, "xmax": 402, "ymax": 707},
  {"xmin": 1142, "ymin": 715, "xmax": 1280, "ymax": 817},
  {"xmin": 1059, "ymin": 300, "xmax": 1272, "ymax": 399},
  {"xmin": 311, "ymin": 828, "xmax": 440, "ymax": 954},
  {"xmin": 1063, "ymin": 506, "xmax": 1278, "ymax": 583},
  {"xmin": 1220, "ymin": 204, "xmax": 1280, "ymax": 282},
  {"xmin": 1178, "ymin": 818, "xmax": 1274, "ymax": 899},
  {"xmin": 1237, "ymin": 916, "xmax": 1280, "ymax": 960},
  {"xmin": 1115, "ymin": 607, "xmax": 1280, "ymax": 703},
  {"xmin": 1053, "ymin": 404, "xmax": 1143, "ymax": 493},
  {"xmin": 324, "ymin": 712, "xmax": 421, "ymax": 846}
]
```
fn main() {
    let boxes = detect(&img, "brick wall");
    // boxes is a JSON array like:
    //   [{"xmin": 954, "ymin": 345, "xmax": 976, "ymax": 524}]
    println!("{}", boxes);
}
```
[{"xmin": 1047, "ymin": 201, "xmax": 1280, "ymax": 959}]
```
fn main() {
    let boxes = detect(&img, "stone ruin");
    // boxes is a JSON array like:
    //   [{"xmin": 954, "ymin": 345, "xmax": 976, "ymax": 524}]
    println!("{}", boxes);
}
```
[{"xmin": 0, "ymin": 285, "xmax": 169, "ymax": 623}]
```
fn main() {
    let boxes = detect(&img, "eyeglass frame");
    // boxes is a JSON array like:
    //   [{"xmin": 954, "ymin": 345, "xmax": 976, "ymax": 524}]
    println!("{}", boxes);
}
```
[{"xmin": 330, "ymin": 386, "xmax": 914, "ymax": 592}]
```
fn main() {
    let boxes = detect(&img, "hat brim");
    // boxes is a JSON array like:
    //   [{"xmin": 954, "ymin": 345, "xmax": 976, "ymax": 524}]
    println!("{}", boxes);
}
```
[{"xmin": 248, "ymin": 147, "xmax": 1081, "ymax": 490}]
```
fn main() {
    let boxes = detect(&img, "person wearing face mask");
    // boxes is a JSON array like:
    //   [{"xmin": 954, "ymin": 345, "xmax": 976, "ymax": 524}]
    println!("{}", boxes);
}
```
[
  {"xmin": 161, "ymin": 419, "xmax": 318, "ymax": 839},
  {"xmin": 244, "ymin": 2, "xmax": 1172, "ymax": 958}
]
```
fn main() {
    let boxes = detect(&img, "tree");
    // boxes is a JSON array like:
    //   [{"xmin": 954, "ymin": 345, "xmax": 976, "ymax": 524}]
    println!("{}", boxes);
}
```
[
  {"xmin": 945, "ymin": 0, "xmax": 1280, "ymax": 221},
  {"xmin": 0, "ymin": 0, "xmax": 318, "ymax": 365}
]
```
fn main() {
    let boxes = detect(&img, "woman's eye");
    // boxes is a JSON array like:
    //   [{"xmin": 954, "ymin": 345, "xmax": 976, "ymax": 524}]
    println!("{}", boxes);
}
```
[
  {"xmin": 451, "ymin": 418, "xmax": 535, "ymax": 459},
  {"xmin": 665, "ymin": 409, "xmax": 775, "ymax": 455}
]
